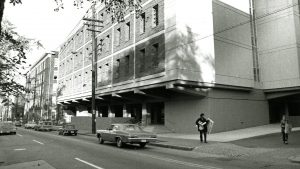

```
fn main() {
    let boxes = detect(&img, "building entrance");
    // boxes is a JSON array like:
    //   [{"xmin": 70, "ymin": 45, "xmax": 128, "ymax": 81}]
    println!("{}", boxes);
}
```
[{"xmin": 147, "ymin": 102, "xmax": 164, "ymax": 125}]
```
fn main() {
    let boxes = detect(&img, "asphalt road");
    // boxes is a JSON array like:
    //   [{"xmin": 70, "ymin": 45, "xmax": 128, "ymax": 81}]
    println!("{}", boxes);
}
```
[{"xmin": 0, "ymin": 128, "xmax": 297, "ymax": 169}]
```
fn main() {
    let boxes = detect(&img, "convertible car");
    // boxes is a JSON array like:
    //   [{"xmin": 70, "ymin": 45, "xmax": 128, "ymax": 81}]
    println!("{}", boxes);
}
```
[{"xmin": 96, "ymin": 123, "xmax": 157, "ymax": 148}]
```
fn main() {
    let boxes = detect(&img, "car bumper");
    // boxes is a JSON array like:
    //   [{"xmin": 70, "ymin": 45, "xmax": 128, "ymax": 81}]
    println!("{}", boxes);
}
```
[{"xmin": 127, "ymin": 138, "xmax": 157, "ymax": 143}]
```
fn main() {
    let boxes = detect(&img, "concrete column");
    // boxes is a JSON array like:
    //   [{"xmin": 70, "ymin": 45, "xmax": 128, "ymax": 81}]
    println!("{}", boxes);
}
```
[
  {"xmin": 122, "ymin": 104, "xmax": 127, "ymax": 117},
  {"xmin": 285, "ymin": 102, "xmax": 289, "ymax": 119},
  {"xmin": 108, "ymin": 105, "xmax": 115, "ymax": 117},
  {"xmin": 141, "ymin": 103, "xmax": 148, "ymax": 125}
]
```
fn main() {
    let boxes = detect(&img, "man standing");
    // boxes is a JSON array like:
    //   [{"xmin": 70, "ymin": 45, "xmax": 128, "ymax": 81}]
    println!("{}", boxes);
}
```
[{"xmin": 195, "ymin": 113, "xmax": 209, "ymax": 143}]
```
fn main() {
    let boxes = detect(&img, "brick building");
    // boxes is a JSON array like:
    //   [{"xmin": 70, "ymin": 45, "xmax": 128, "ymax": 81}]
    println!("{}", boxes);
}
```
[
  {"xmin": 24, "ymin": 52, "xmax": 59, "ymax": 122},
  {"xmin": 57, "ymin": 0, "xmax": 300, "ymax": 133}
]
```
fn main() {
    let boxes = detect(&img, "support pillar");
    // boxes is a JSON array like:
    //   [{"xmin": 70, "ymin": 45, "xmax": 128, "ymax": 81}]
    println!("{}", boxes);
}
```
[
  {"xmin": 141, "ymin": 103, "xmax": 149, "ymax": 126},
  {"xmin": 108, "ymin": 106, "xmax": 115, "ymax": 117},
  {"xmin": 122, "ymin": 104, "xmax": 128, "ymax": 117}
]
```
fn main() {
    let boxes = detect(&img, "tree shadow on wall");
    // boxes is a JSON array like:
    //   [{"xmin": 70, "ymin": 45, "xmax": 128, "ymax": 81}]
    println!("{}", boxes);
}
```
[{"xmin": 168, "ymin": 26, "xmax": 215, "ymax": 85}]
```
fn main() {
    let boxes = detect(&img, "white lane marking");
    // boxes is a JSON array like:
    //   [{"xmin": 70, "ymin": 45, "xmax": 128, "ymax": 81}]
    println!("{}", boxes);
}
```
[
  {"xmin": 132, "ymin": 152, "xmax": 222, "ymax": 169},
  {"xmin": 33, "ymin": 140, "xmax": 44, "ymax": 145},
  {"xmin": 75, "ymin": 158, "xmax": 104, "ymax": 169},
  {"xmin": 17, "ymin": 134, "xmax": 23, "ymax": 137},
  {"xmin": 14, "ymin": 148, "xmax": 26, "ymax": 151}
]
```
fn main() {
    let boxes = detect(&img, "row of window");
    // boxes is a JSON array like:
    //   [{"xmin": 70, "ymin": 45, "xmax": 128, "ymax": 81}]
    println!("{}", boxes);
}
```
[{"xmin": 59, "ymin": 2, "xmax": 162, "ymax": 61}]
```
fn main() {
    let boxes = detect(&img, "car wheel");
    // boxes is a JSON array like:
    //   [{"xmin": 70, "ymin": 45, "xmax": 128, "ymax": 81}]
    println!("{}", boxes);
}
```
[
  {"xmin": 116, "ymin": 138, "xmax": 123, "ymax": 148},
  {"xmin": 139, "ymin": 143, "xmax": 147, "ymax": 148},
  {"xmin": 98, "ymin": 135, "xmax": 104, "ymax": 144},
  {"xmin": 74, "ymin": 133, "xmax": 77, "ymax": 136}
]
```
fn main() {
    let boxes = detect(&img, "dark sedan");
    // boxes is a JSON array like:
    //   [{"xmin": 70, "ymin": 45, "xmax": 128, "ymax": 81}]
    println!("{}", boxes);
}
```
[
  {"xmin": 58, "ymin": 124, "xmax": 78, "ymax": 136},
  {"xmin": 96, "ymin": 124, "xmax": 157, "ymax": 148}
]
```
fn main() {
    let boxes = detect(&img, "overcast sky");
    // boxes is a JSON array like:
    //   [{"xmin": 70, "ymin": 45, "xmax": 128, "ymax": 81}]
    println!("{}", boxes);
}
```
[{"xmin": 3, "ymin": 0, "xmax": 249, "ymax": 66}]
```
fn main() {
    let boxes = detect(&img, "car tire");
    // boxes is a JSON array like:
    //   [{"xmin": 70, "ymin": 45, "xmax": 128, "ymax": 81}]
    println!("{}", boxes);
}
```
[
  {"xmin": 116, "ymin": 138, "xmax": 123, "ymax": 148},
  {"xmin": 139, "ymin": 143, "xmax": 147, "ymax": 148},
  {"xmin": 98, "ymin": 135, "xmax": 104, "ymax": 144},
  {"xmin": 74, "ymin": 133, "xmax": 77, "ymax": 136}
]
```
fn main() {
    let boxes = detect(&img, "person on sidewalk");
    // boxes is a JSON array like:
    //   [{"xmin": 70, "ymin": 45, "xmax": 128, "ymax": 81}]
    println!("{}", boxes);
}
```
[
  {"xmin": 281, "ymin": 115, "xmax": 292, "ymax": 144},
  {"xmin": 195, "ymin": 113, "xmax": 209, "ymax": 143}
]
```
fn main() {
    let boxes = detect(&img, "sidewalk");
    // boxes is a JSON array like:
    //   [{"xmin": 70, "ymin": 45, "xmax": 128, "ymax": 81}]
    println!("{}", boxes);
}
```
[{"xmin": 78, "ymin": 124, "xmax": 300, "ymax": 163}]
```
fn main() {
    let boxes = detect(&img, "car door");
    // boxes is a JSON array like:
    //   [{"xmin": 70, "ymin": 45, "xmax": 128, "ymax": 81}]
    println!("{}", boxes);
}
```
[
  {"xmin": 101, "ymin": 125, "xmax": 113, "ymax": 141},
  {"xmin": 107, "ymin": 125, "xmax": 119, "ymax": 142}
]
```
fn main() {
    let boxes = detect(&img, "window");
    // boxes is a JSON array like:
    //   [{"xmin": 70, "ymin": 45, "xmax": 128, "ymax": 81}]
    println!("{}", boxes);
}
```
[
  {"xmin": 125, "ymin": 55, "xmax": 130, "ymax": 75},
  {"xmin": 125, "ymin": 22, "xmax": 130, "ymax": 41},
  {"xmin": 106, "ymin": 35, "xmax": 110, "ymax": 52},
  {"xmin": 115, "ymin": 59, "xmax": 120, "ymax": 78},
  {"xmin": 116, "ymin": 28, "xmax": 121, "ymax": 46},
  {"xmin": 140, "ymin": 13, "xmax": 146, "ymax": 34},
  {"xmin": 54, "ymin": 58, "xmax": 59, "ymax": 67},
  {"xmin": 53, "ymin": 71, "xmax": 58, "ymax": 80},
  {"xmin": 153, "ymin": 43, "xmax": 159, "ymax": 67},
  {"xmin": 152, "ymin": 5, "xmax": 159, "ymax": 27},
  {"xmin": 99, "ymin": 12, "xmax": 104, "ymax": 22},
  {"xmin": 98, "ymin": 39, "xmax": 103, "ymax": 54},
  {"xmin": 140, "ymin": 49, "xmax": 146, "ymax": 72}
]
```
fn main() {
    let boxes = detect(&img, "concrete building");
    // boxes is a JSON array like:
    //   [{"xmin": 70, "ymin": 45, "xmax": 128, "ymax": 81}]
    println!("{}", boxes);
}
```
[
  {"xmin": 24, "ymin": 52, "xmax": 59, "ymax": 122},
  {"xmin": 255, "ymin": 0, "xmax": 300, "ymax": 126},
  {"xmin": 57, "ymin": 0, "xmax": 300, "ymax": 133}
]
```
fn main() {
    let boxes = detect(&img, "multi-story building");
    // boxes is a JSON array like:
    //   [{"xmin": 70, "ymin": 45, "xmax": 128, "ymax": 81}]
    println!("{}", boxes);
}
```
[
  {"xmin": 254, "ymin": 0, "xmax": 300, "ymax": 126},
  {"xmin": 57, "ymin": 0, "xmax": 300, "ymax": 133},
  {"xmin": 24, "ymin": 52, "xmax": 59, "ymax": 122}
]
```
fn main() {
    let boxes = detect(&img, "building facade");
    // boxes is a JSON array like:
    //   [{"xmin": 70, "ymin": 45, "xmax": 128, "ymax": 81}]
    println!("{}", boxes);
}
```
[
  {"xmin": 254, "ymin": 0, "xmax": 300, "ymax": 126},
  {"xmin": 57, "ymin": 0, "xmax": 300, "ymax": 133},
  {"xmin": 24, "ymin": 52, "xmax": 59, "ymax": 122}
]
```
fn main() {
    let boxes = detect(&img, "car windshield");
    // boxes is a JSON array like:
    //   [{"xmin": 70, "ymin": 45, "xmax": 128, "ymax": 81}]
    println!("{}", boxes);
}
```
[
  {"xmin": 123, "ymin": 125, "xmax": 143, "ymax": 131},
  {"xmin": 65, "ymin": 125, "xmax": 75, "ymax": 129}
]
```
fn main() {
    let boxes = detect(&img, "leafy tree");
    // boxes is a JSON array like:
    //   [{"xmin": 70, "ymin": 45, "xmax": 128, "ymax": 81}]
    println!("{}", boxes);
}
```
[
  {"xmin": 54, "ymin": 0, "xmax": 142, "ymax": 22},
  {"xmin": 0, "ymin": 0, "xmax": 142, "ymax": 31},
  {"xmin": 0, "ymin": 20, "xmax": 29, "ymax": 97},
  {"xmin": 0, "ymin": 20, "xmax": 42, "ymax": 106}
]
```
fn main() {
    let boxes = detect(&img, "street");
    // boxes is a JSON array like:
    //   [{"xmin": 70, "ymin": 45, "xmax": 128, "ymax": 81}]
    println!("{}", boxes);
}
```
[{"xmin": 0, "ymin": 128, "xmax": 299, "ymax": 169}]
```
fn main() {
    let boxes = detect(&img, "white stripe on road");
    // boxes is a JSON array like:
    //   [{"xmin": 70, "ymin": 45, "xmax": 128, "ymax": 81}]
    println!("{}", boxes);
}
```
[
  {"xmin": 17, "ymin": 134, "xmax": 23, "ymax": 137},
  {"xmin": 14, "ymin": 148, "xmax": 26, "ymax": 151},
  {"xmin": 33, "ymin": 140, "xmax": 44, "ymax": 145},
  {"xmin": 75, "ymin": 158, "xmax": 104, "ymax": 169},
  {"xmin": 132, "ymin": 152, "xmax": 222, "ymax": 169}
]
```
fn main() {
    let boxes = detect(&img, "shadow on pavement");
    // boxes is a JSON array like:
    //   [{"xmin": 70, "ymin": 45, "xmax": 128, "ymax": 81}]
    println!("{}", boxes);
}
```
[{"xmin": 230, "ymin": 131, "xmax": 300, "ymax": 149}]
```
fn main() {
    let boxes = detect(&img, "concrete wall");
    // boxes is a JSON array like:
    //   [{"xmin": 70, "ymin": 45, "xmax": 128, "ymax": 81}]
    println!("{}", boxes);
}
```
[
  {"xmin": 165, "ymin": 89, "xmax": 269, "ymax": 133},
  {"xmin": 255, "ymin": 0, "xmax": 300, "ymax": 89},
  {"xmin": 290, "ymin": 116, "xmax": 300, "ymax": 127},
  {"xmin": 71, "ymin": 117, "xmax": 132, "ymax": 131},
  {"xmin": 174, "ymin": 0, "xmax": 215, "ymax": 83},
  {"xmin": 213, "ymin": 0, "xmax": 253, "ymax": 87}
]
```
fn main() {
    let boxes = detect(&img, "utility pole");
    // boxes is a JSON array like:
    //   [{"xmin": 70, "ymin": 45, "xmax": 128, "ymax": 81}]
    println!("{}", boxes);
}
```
[
  {"xmin": 91, "ymin": 4, "xmax": 97, "ymax": 134},
  {"xmin": 83, "ymin": 3, "xmax": 103, "ymax": 134}
]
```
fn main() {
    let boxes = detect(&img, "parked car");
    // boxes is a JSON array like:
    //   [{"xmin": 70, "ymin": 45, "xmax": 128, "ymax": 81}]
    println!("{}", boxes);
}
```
[
  {"xmin": 15, "ymin": 121, "xmax": 22, "ymax": 127},
  {"xmin": 0, "ymin": 121, "xmax": 17, "ymax": 135},
  {"xmin": 52, "ymin": 124, "xmax": 63, "ymax": 131},
  {"xmin": 34, "ymin": 121, "xmax": 53, "ymax": 131},
  {"xmin": 96, "ymin": 124, "xmax": 157, "ymax": 148},
  {"xmin": 58, "ymin": 124, "xmax": 78, "ymax": 136},
  {"xmin": 24, "ymin": 122, "xmax": 37, "ymax": 129}
]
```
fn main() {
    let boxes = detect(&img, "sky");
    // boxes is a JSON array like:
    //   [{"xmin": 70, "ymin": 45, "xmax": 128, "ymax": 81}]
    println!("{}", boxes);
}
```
[{"xmin": 3, "ymin": 0, "xmax": 249, "ymax": 66}]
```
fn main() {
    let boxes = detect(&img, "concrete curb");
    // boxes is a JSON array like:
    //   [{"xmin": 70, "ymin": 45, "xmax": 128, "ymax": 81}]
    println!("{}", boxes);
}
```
[
  {"xmin": 77, "ymin": 132, "xmax": 96, "ymax": 137},
  {"xmin": 78, "ymin": 132, "xmax": 195, "ymax": 151},
  {"xmin": 288, "ymin": 155, "xmax": 300, "ymax": 163},
  {"xmin": 149, "ymin": 142, "xmax": 195, "ymax": 151}
]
